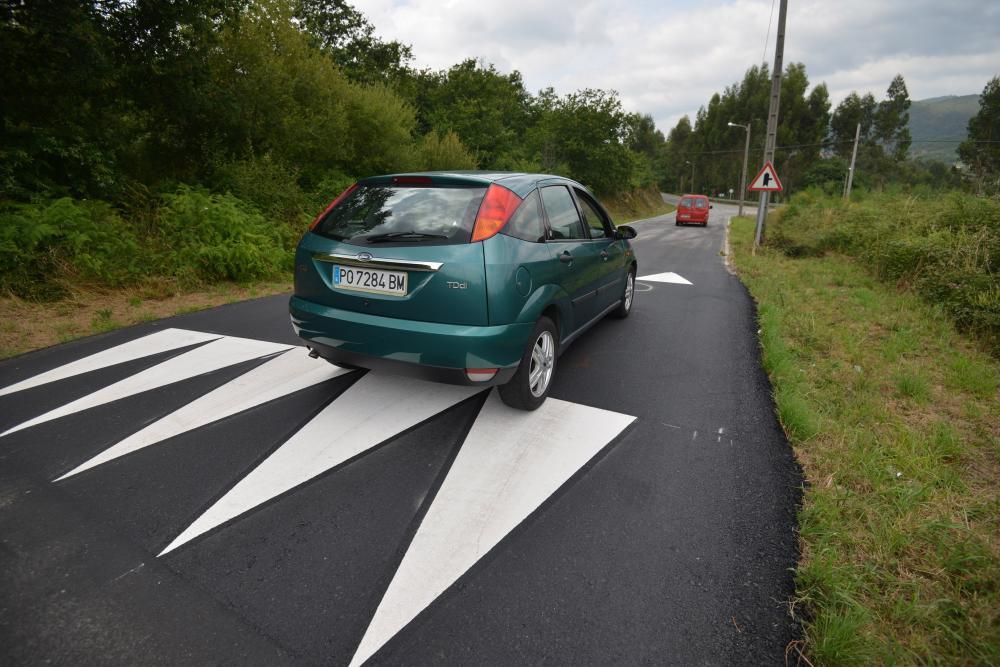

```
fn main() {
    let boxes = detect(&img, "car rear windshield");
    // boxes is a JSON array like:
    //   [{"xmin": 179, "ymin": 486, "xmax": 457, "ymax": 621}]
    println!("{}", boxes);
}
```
[
  {"xmin": 694, "ymin": 199, "xmax": 707, "ymax": 208},
  {"xmin": 679, "ymin": 197, "xmax": 693, "ymax": 207},
  {"xmin": 313, "ymin": 184, "xmax": 488, "ymax": 246}
]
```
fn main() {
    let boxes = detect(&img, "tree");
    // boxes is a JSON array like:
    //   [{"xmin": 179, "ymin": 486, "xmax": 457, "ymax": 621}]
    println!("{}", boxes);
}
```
[
  {"xmin": 958, "ymin": 76, "xmax": 1000, "ymax": 194},
  {"xmin": 874, "ymin": 74, "xmax": 912, "ymax": 161},
  {"xmin": 624, "ymin": 113, "xmax": 665, "ymax": 189},
  {"xmin": 624, "ymin": 113, "xmax": 664, "ymax": 160},
  {"xmin": 105, "ymin": 0, "xmax": 245, "ymax": 185},
  {"xmin": 801, "ymin": 156, "xmax": 849, "ymax": 194},
  {"xmin": 416, "ymin": 59, "xmax": 532, "ymax": 169},
  {"xmin": 774, "ymin": 63, "xmax": 830, "ymax": 192},
  {"xmin": 0, "ymin": 0, "xmax": 125, "ymax": 197},
  {"xmin": 295, "ymin": 0, "xmax": 412, "ymax": 85},
  {"xmin": 661, "ymin": 116, "xmax": 694, "ymax": 192},
  {"xmin": 416, "ymin": 131, "xmax": 477, "ymax": 171},
  {"xmin": 658, "ymin": 63, "xmax": 829, "ymax": 196},
  {"xmin": 530, "ymin": 88, "xmax": 634, "ymax": 195},
  {"xmin": 205, "ymin": 0, "xmax": 415, "ymax": 184},
  {"xmin": 830, "ymin": 92, "xmax": 877, "ymax": 159}
]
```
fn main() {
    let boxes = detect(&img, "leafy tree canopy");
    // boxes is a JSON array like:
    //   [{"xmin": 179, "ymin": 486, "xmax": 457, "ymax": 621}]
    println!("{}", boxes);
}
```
[{"xmin": 958, "ymin": 75, "xmax": 1000, "ymax": 194}]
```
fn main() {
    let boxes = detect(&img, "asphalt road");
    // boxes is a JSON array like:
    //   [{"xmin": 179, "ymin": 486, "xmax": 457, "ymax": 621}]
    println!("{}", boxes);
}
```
[{"xmin": 0, "ymin": 197, "xmax": 801, "ymax": 665}]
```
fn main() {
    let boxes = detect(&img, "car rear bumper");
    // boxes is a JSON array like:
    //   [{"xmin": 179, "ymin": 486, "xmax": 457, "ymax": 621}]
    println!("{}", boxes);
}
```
[{"xmin": 289, "ymin": 296, "xmax": 527, "ymax": 386}]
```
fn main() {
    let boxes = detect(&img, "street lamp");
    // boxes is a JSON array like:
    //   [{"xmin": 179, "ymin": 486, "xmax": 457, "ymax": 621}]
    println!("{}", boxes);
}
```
[
  {"xmin": 728, "ymin": 121, "xmax": 751, "ymax": 217},
  {"xmin": 684, "ymin": 160, "xmax": 695, "ymax": 193}
]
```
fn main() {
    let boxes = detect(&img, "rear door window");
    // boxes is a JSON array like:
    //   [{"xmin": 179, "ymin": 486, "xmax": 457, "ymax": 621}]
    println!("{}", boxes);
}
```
[
  {"xmin": 694, "ymin": 199, "xmax": 708, "ymax": 208},
  {"xmin": 574, "ymin": 189, "xmax": 613, "ymax": 239},
  {"xmin": 503, "ymin": 190, "xmax": 545, "ymax": 243},
  {"xmin": 679, "ymin": 197, "xmax": 694, "ymax": 208},
  {"xmin": 540, "ymin": 186, "xmax": 586, "ymax": 240},
  {"xmin": 313, "ymin": 184, "xmax": 487, "ymax": 245}
]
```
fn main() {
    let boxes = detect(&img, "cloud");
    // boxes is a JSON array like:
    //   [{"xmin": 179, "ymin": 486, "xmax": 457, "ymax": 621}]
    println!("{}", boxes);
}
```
[{"xmin": 356, "ymin": 0, "xmax": 1000, "ymax": 132}]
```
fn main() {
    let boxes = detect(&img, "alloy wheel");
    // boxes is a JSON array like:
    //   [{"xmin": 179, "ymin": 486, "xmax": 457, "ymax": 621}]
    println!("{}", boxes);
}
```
[{"xmin": 528, "ymin": 331, "xmax": 555, "ymax": 397}]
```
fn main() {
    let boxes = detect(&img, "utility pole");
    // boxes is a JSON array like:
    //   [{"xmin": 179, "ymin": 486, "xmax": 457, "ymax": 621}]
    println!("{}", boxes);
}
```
[
  {"xmin": 728, "ymin": 121, "xmax": 751, "ymax": 217},
  {"xmin": 753, "ymin": 0, "xmax": 788, "ymax": 249},
  {"xmin": 844, "ymin": 122, "xmax": 861, "ymax": 201},
  {"xmin": 685, "ymin": 160, "xmax": 695, "ymax": 193}
]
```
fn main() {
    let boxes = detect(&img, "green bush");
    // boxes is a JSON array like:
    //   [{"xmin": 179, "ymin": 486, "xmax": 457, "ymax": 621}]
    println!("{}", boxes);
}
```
[
  {"xmin": 156, "ymin": 187, "xmax": 296, "ymax": 284},
  {"xmin": 769, "ymin": 191, "xmax": 1000, "ymax": 355},
  {"xmin": 212, "ymin": 152, "xmax": 311, "ymax": 223},
  {"xmin": 0, "ymin": 188, "xmax": 299, "ymax": 297},
  {"xmin": 0, "ymin": 198, "xmax": 141, "ymax": 299},
  {"xmin": 415, "ymin": 130, "xmax": 478, "ymax": 171}
]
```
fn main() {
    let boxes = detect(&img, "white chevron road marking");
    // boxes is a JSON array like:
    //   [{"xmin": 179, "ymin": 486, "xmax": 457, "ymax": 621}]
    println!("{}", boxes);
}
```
[
  {"xmin": 1, "ymin": 336, "xmax": 292, "ymax": 437},
  {"xmin": 158, "ymin": 374, "xmax": 482, "ymax": 556},
  {"xmin": 54, "ymin": 349, "xmax": 350, "ymax": 481},
  {"xmin": 349, "ymin": 391, "xmax": 635, "ymax": 667},
  {"xmin": 0, "ymin": 328, "xmax": 220, "ymax": 398},
  {"xmin": 10, "ymin": 326, "xmax": 640, "ymax": 659},
  {"xmin": 637, "ymin": 271, "xmax": 693, "ymax": 285}
]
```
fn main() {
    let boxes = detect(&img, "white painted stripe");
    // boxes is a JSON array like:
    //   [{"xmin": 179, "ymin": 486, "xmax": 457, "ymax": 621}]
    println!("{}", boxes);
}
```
[
  {"xmin": 1, "ymin": 336, "xmax": 292, "ymax": 437},
  {"xmin": 637, "ymin": 271, "xmax": 693, "ymax": 285},
  {"xmin": 349, "ymin": 391, "xmax": 635, "ymax": 667},
  {"xmin": 158, "ymin": 374, "xmax": 482, "ymax": 556},
  {"xmin": 54, "ymin": 349, "xmax": 349, "ymax": 481},
  {"xmin": 0, "ymin": 328, "xmax": 220, "ymax": 398}
]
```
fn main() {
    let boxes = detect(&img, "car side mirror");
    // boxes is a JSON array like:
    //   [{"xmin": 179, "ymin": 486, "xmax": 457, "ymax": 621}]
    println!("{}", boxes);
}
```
[
  {"xmin": 616, "ymin": 225, "xmax": 637, "ymax": 240},
  {"xmin": 709, "ymin": 204, "xmax": 714, "ymax": 209}
]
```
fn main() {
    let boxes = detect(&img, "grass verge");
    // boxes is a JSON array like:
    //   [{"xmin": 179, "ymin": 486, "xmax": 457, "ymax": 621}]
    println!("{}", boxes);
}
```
[
  {"xmin": 603, "ymin": 186, "xmax": 675, "ymax": 223},
  {"xmin": 728, "ymin": 215, "xmax": 999, "ymax": 664},
  {"xmin": 0, "ymin": 279, "xmax": 291, "ymax": 360}
]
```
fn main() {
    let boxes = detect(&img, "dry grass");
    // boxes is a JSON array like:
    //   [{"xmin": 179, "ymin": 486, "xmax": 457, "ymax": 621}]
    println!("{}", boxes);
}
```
[{"xmin": 0, "ymin": 279, "xmax": 291, "ymax": 360}]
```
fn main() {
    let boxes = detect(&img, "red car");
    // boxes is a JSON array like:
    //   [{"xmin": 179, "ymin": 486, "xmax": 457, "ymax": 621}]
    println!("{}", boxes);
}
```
[{"xmin": 675, "ymin": 194, "xmax": 711, "ymax": 226}]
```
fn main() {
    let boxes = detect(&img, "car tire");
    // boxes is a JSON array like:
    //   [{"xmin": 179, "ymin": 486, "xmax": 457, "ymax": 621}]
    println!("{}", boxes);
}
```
[
  {"xmin": 675, "ymin": 220, "xmax": 681, "ymax": 226},
  {"xmin": 498, "ymin": 316, "xmax": 558, "ymax": 411},
  {"xmin": 611, "ymin": 268, "xmax": 636, "ymax": 319}
]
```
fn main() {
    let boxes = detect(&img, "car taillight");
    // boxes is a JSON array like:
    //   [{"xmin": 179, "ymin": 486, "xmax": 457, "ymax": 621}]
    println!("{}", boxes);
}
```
[
  {"xmin": 471, "ymin": 184, "xmax": 522, "ymax": 242},
  {"xmin": 309, "ymin": 183, "xmax": 359, "ymax": 231}
]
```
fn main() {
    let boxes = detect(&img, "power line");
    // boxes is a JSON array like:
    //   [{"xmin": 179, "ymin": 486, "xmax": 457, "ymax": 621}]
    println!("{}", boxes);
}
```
[
  {"xmin": 679, "ymin": 138, "xmax": 1000, "ymax": 158},
  {"xmin": 761, "ymin": 0, "xmax": 777, "ymax": 65}
]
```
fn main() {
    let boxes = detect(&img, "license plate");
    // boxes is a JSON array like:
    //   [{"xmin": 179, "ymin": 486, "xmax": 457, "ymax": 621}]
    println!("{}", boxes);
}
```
[
  {"xmin": 680, "ymin": 214, "xmax": 690, "ymax": 219},
  {"xmin": 333, "ymin": 265, "xmax": 407, "ymax": 296}
]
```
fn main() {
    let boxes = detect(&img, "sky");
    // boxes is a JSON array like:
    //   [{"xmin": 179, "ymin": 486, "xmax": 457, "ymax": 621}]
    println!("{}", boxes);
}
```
[{"xmin": 355, "ymin": 0, "xmax": 1000, "ymax": 133}]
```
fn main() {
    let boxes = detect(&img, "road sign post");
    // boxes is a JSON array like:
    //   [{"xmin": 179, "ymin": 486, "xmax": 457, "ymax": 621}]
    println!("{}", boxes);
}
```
[
  {"xmin": 844, "ymin": 122, "xmax": 861, "ymax": 201},
  {"xmin": 749, "ymin": 161, "xmax": 783, "ymax": 192},
  {"xmin": 754, "ymin": 0, "xmax": 788, "ymax": 249},
  {"xmin": 748, "ymin": 161, "xmax": 783, "ymax": 250}
]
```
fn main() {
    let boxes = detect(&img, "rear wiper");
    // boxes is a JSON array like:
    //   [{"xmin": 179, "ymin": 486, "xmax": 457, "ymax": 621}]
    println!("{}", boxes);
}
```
[{"xmin": 365, "ymin": 231, "xmax": 449, "ymax": 242}]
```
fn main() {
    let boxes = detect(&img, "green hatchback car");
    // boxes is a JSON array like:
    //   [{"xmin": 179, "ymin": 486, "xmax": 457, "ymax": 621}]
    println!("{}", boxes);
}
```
[{"xmin": 289, "ymin": 171, "xmax": 638, "ymax": 410}]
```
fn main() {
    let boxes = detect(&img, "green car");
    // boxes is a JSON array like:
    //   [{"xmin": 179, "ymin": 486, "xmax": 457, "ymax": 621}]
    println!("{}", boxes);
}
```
[{"xmin": 289, "ymin": 171, "xmax": 638, "ymax": 410}]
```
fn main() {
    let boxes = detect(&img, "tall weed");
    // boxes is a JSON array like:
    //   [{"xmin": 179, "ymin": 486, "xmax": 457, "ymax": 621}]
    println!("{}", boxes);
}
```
[
  {"xmin": 0, "ymin": 188, "xmax": 298, "ymax": 297},
  {"xmin": 156, "ymin": 187, "xmax": 296, "ymax": 284},
  {"xmin": 770, "ymin": 191, "xmax": 1000, "ymax": 355},
  {"xmin": 0, "ymin": 198, "xmax": 140, "ymax": 299}
]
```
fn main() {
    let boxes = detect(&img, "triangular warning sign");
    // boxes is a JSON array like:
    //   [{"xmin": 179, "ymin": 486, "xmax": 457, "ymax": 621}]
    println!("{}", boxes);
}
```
[{"xmin": 748, "ymin": 161, "xmax": 783, "ymax": 192}]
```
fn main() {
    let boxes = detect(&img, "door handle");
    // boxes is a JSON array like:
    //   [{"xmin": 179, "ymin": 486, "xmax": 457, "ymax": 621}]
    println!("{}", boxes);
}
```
[{"xmin": 559, "ymin": 251, "xmax": 573, "ymax": 264}]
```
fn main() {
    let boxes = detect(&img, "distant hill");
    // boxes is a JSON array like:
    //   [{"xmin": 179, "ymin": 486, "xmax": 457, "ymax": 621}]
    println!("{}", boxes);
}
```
[{"xmin": 907, "ymin": 94, "xmax": 979, "ymax": 163}]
